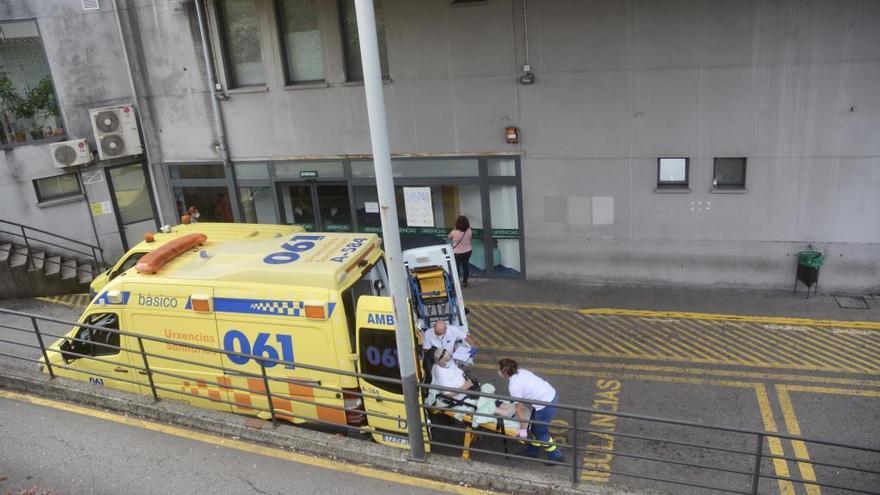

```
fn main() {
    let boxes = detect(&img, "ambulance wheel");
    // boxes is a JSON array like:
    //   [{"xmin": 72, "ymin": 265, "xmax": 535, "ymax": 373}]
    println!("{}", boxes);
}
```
[{"xmin": 345, "ymin": 428, "xmax": 370, "ymax": 440}]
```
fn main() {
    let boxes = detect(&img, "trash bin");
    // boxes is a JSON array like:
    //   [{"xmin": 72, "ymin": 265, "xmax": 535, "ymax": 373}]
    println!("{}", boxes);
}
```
[{"xmin": 794, "ymin": 250, "xmax": 824, "ymax": 298}]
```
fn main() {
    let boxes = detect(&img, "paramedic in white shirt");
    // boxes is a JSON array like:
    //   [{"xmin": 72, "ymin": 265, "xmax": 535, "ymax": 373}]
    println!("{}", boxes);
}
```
[
  {"xmin": 431, "ymin": 347, "xmax": 474, "ymax": 402},
  {"xmin": 498, "ymin": 358, "xmax": 565, "ymax": 463},
  {"xmin": 423, "ymin": 320, "xmax": 477, "ymax": 365}
]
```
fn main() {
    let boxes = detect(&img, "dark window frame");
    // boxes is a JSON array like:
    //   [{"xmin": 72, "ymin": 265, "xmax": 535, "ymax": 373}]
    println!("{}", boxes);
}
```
[
  {"xmin": 275, "ymin": 0, "xmax": 326, "ymax": 85},
  {"xmin": 713, "ymin": 157, "xmax": 747, "ymax": 190},
  {"xmin": 338, "ymin": 0, "xmax": 390, "ymax": 81},
  {"xmin": 32, "ymin": 172, "xmax": 83, "ymax": 204},
  {"xmin": 656, "ymin": 157, "xmax": 690, "ymax": 189},
  {"xmin": 214, "ymin": 0, "xmax": 266, "ymax": 88},
  {"xmin": 0, "ymin": 19, "xmax": 66, "ymax": 147}
]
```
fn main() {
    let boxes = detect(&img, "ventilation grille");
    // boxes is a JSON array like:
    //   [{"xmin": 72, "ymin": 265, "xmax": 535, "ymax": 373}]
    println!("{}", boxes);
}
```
[{"xmin": 82, "ymin": 0, "xmax": 100, "ymax": 11}]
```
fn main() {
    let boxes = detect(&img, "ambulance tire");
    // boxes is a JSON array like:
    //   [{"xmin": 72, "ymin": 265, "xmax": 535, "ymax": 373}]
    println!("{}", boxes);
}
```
[{"xmin": 345, "ymin": 428, "xmax": 370, "ymax": 440}]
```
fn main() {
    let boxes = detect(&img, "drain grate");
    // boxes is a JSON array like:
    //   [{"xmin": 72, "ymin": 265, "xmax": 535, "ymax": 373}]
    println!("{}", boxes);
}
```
[{"xmin": 836, "ymin": 296, "xmax": 869, "ymax": 309}]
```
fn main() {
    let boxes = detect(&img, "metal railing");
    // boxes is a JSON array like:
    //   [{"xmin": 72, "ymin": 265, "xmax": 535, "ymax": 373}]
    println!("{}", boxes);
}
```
[
  {"xmin": 0, "ymin": 218, "xmax": 106, "ymax": 272},
  {"xmin": 0, "ymin": 307, "xmax": 877, "ymax": 494}
]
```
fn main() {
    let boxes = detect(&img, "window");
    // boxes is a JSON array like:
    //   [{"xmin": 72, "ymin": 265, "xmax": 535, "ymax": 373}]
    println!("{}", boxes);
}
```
[
  {"xmin": 339, "ymin": 0, "xmax": 389, "ymax": 81},
  {"xmin": 73, "ymin": 313, "xmax": 121, "ymax": 357},
  {"xmin": 657, "ymin": 158, "xmax": 689, "ymax": 189},
  {"xmin": 174, "ymin": 186, "xmax": 235, "ymax": 222},
  {"xmin": 170, "ymin": 164, "xmax": 226, "ymax": 179},
  {"xmin": 277, "ymin": 0, "xmax": 324, "ymax": 83},
  {"xmin": 0, "ymin": 20, "xmax": 62, "ymax": 145},
  {"xmin": 217, "ymin": 0, "xmax": 266, "ymax": 87},
  {"xmin": 110, "ymin": 252, "xmax": 145, "ymax": 281},
  {"xmin": 713, "ymin": 157, "xmax": 746, "ymax": 190},
  {"xmin": 239, "ymin": 186, "xmax": 278, "ymax": 223},
  {"xmin": 33, "ymin": 173, "xmax": 82, "ymax": 203}
]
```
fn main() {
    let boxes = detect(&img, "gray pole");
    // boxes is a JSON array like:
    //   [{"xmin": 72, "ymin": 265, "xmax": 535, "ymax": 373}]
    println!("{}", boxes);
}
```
[{"xmin": 354, "ymin": 0, "xmax": 425, "ymax": 461}]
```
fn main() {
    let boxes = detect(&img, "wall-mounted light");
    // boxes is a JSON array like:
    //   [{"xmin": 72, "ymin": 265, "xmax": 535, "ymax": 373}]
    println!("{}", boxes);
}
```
[
  {"xmin": 519, "ymin": 64, "xmax": 535, "ymax": 85},
  {"xmin": 505, "ymin": 126, "xmax": 520, "ymax": 144}
]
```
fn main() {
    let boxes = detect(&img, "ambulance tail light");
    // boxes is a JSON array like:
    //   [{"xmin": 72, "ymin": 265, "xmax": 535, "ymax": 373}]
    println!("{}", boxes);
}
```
[
  {"xmin": 304, "ymin": 302, "xmax": 327, "ymax": 319},
  {"xmin": 343, "ymin": 388, "xmax": 366, "ymax": 426}
]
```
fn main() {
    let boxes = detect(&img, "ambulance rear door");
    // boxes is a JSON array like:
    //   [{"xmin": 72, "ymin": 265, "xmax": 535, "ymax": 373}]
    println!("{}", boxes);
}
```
[{"xmin": 355, "ymin": 295, "xmax": 428, "ymax": 449}]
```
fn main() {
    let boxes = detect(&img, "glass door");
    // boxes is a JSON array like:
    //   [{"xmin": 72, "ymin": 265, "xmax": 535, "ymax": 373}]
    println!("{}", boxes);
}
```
[
  {"xmin": 278, "ymin": 184, "xmax": 317, "ymax": 231},
  {"xmin": 315, "ymin": 184, "xmax": 353, "ymax": 232},
  {"xmin": 106, "ymin": 162, "xmax": 158, "ymax": 249},
  {"xmin": 277, "ymin": 182, "xmax": 353, "ymax": 232}
]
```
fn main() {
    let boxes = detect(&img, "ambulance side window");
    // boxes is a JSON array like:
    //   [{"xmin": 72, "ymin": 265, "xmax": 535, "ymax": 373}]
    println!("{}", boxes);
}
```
[
  {"xmin": 358, "ymin": 328, "xmax": 402, "ymax": 395},
  {"xmin": 70, "ymin": 313, "xmax": 121, "ymax": 357},
  {"xmin": 110, "ymin": 253, "xmax": 145, "ymax": 280}
]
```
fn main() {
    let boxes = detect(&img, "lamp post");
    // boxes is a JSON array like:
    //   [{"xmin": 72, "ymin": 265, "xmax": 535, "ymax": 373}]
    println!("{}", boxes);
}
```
[{"xmin": 354, "ymin": 0, "xmax": 426, "ymax": 461}]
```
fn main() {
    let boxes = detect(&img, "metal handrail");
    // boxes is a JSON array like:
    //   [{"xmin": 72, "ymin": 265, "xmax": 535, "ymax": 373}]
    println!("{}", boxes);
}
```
[
  {"xmin": 0, "ymin": 307, "xmax": 877, "ymax": 495},
  {"xmin": 0, "ymin": 218, "xmax": 106, "ymax": 268}
]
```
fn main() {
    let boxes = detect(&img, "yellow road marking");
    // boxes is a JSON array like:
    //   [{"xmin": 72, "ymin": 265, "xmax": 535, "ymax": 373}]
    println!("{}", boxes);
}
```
[
  {"xmin": 579, "ymin": 308, "xmax": 880, "ymax": 331},
  {"xmin": 777, "ymin": 385, "xmax": 880, "ymax": 398},
  {"xmin": 473, "ymin": 363, "xmax": 758, "ymax": 389},
  {"xmin": 503, "ymin": 356, "xmax": 880, "ymax": 388},
  {"xmin": 0, "ymin": 391, "xmax": 497, "ymax": 495},
  {"xmin": 469, "ymin": 305, "xmax": 880, "ymax": 374},
  {"xmin": 754, "ymin": 384, "xmax": 797, "ymax": 495},
  {"xmin": 776, "ymin": 385, "xmax": 821, "ymax": 495},
  {"xmin": 34, "ymin": 293, "xmax": 91, "ymax": 308}
]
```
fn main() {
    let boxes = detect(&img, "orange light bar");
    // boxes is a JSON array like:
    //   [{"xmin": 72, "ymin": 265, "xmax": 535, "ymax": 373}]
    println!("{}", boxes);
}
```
[
  {"xmin": 136, "ymin": 233, "xmax": 207, "ymax": 274},
  {"xmin": 304, "ymin": 305, "xmax": 325, "ymax": 319}
]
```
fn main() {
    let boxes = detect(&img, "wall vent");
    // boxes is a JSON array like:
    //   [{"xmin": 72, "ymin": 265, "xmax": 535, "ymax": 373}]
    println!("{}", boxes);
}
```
[{"xmin": 82, "ymin": 0, "xmax": 100, "ymax": 11}]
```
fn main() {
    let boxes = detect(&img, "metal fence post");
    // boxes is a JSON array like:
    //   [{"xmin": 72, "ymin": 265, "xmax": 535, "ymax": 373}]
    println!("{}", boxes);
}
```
[
  {"xmin": 21, "ymin": 225, "xmax": 33, "ymax": 270},
  {"xmin": 136, "ymin": 336, "xmax": 159, "ymax": 401},
  {"xmin": 259, "ymin": 361, "xmax": 278, "ymax": 426},
  {"xmin": 571, "ymin": 409, "xmax": 579, "ymax": 484},
  {"xmin": 31, "ymin": 317, "xmax": 53, "ymax": 378},
  {"xmin": 751, "ymin": 433, "xmax": 764, "ymax": 495}
]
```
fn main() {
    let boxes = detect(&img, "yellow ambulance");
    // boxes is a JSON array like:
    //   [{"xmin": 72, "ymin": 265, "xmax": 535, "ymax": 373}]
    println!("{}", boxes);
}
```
[
  {"xmin": 89, "ymin": 223, "xmax": 305, "ymax": 297},
  {"xmin": 44, "ymin": 231, "xmax": 456, "ymax": 447}
]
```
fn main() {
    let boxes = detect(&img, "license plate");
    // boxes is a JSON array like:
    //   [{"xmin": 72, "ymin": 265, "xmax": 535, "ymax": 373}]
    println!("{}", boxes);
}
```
[{"xmin": 382, "ymin": 434, "xmax": 409, "ymax": 445}]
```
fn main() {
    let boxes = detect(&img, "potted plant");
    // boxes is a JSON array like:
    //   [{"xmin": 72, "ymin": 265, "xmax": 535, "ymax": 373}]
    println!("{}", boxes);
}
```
[
  {"xmin": 21, "ymin": 77, "xmax": 59, "ymax": 141},
  {"xmin": 0, "ymin": 69, "xmax": 23, "ymax": 144}
]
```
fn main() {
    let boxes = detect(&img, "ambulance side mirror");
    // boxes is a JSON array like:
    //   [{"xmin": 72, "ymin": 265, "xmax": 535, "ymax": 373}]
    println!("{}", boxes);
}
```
[{"xmin": 60, "ymin": 339, "xmax": 78, "ymax": 362}]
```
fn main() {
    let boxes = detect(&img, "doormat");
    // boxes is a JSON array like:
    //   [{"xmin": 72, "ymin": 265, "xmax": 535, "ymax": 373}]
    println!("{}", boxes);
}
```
[{"xmin": 836, "ymin": 296, "xmax": 869, "ymax": 309}]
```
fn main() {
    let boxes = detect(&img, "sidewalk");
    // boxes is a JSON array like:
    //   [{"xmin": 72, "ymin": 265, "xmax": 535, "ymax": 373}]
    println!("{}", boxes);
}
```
[{"xmin": 464, "ymin": 278, "xmax": 880, "ymax": 322}]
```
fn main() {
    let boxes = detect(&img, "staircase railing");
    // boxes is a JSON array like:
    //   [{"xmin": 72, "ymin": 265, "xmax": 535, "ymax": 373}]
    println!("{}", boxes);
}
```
[{"xmin": 0, "ymin": 218, "xmax": 106, "ymax": 271}]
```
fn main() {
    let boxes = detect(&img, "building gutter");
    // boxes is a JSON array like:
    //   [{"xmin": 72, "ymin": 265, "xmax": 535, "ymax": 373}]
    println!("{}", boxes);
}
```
[
  {"xmin": 194, "ymin": 0, "xmax": 240, "ymax": 222},
  {"xmin": 110, "ymin": 0, "xmax": 167, "ymax": 225}
]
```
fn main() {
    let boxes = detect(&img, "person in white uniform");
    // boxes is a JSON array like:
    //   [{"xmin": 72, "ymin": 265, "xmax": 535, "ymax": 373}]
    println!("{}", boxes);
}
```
[
  {"xmin": 498, "ymin": 358, "xmax": 565, "ymax": 463},
  {"xmin": 422, "ymin": 320, "xmax": 477, "ymax": 366}
]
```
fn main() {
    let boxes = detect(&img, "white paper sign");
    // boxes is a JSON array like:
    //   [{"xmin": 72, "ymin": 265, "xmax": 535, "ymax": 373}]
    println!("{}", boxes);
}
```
[
  {"xmin": 403, "ymin": 187, "xmax": 434, "ymax": 227},
  {"xmin": 81, "ymin": 170, "xmax": 104, "ymax": 185},
  {"xmin": 364, "ymin": 201, "xmax": 379, "ymax": 214}
]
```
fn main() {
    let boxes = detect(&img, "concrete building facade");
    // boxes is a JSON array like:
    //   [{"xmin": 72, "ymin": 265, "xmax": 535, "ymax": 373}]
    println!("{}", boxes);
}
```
[{"xmin": 1, "ymin": 0, "xmax": 878, "ymax": 291}]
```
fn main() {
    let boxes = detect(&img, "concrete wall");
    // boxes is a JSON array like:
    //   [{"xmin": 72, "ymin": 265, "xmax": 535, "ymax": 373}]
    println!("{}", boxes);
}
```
[{"xmin": 2, "ymin": 0, "xmax": 878, "ymax": 291}]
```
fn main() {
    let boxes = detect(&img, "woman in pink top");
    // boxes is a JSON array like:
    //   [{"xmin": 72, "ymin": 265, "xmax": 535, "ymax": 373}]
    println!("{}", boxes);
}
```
[{"xmin": 448, "ymin": 215, "xmax": 473, "ymax": 287}]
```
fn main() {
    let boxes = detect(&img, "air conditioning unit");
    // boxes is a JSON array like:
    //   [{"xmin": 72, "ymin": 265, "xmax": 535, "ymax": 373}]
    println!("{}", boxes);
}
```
[
  {"xmin": 89, "ymin": 104, "xmax": 143, "ymax": 160},
  {"xmin": 49, "ymin": 139, "xmax": 92, "ymax": 168}
]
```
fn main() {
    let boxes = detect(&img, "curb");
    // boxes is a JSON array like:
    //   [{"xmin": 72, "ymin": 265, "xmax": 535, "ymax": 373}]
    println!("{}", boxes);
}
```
[{"xmin": 0, "ymin": 368, "xmax": 649, "ymax": 495}]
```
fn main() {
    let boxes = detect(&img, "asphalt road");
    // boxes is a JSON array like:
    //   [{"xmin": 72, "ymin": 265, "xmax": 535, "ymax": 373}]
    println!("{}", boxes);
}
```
[
  {"xmin": 0, "ymin": 396, "xmax": 449, "ymax": 495},
  {"xmin": 1, "ymin": 297, "xmax": 878, "ymax": 495}
]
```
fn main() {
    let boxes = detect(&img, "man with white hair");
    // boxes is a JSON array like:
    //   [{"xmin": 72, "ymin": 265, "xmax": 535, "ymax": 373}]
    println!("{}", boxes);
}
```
[{"xmin": 422, "ymin": 319, "xmax": 477, "ymax": 366}]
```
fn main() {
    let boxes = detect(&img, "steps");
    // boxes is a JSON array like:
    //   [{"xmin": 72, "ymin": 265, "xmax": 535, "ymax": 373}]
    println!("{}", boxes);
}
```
[{"xmin": 0, "ymin": 239, "xmax": 103, "ymax": 299}]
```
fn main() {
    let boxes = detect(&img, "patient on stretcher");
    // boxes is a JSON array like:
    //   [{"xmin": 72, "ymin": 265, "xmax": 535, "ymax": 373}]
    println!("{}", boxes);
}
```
[{"xmin": 428, "ymin": 348, "xmax": 521, "ymax": 431}]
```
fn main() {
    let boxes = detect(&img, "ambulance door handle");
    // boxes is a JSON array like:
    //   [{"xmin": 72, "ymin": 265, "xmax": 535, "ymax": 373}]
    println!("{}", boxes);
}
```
[
  {"xmin": 138, "ymin": 370, "xmax": 150, "ymax": 375},
  {"xmin": 113, "ymin": 367, "xmax": 129, "ymax": 373}
]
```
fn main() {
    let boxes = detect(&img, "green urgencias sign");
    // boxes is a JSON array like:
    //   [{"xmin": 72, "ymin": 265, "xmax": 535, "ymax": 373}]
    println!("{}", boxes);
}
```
[{"xmin": 360, "ymin": 226, "xmax": 519, "ymax": 238}]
